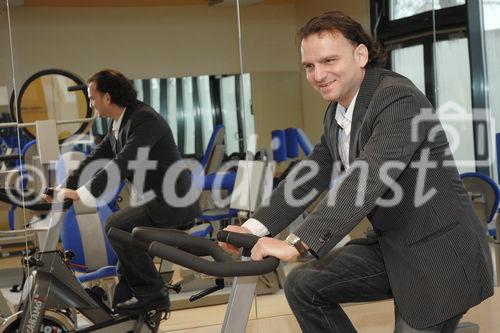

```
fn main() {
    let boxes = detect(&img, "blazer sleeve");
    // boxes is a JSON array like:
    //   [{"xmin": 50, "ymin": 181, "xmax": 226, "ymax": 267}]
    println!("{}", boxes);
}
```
[
  {"xmin": 295, "ymin": 85, "xmax": 433, "ymax": 257},
  {"xmin": 65, "ymin": 133, "xmax": 114, "ymax": 190},
  {"xmin": 252, "ymin": 110, "xmax": 338, "ymax": 237},
  {"xmin": 82, "ymin": 112, "xmax": 166, "ymax": 199}
]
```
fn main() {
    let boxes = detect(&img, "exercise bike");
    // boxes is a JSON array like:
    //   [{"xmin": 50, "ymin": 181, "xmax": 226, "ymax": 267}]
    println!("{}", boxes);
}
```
[
  {"xmin": 109, "ymin": 225, "xmax": 485, "ymax": 333},
  {"xmin": 0, "ymin": 188, "xmax": 166, "ymax": 333},
  {"xmin": 108, "ymin": 226, "xmax": 280, "ymax": 333}
]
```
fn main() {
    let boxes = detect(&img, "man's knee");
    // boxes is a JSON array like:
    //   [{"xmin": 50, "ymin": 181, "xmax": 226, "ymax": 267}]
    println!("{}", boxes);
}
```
[
  {"xmin": 284, "ymin": 264, "xmax": 346, "ymax": 307},
  {"xmin": 284, "ymin": 266, "xmax": 314, "ymax": 305},
  {"xmin": 105, "ymin": 211, "xmax": 124, "ymax": 234}
]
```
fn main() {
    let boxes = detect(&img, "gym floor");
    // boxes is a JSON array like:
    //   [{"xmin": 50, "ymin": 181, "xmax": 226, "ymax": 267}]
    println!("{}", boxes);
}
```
[{"xmin": 159, "ymin": 272, "xmax": 500, "ymax": 333}]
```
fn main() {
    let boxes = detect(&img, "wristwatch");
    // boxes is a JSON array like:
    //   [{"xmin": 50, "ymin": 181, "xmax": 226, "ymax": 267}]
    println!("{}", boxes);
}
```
[{"xmin": 285, "ymin": 233, "xmax": 309, "ymax": 257}]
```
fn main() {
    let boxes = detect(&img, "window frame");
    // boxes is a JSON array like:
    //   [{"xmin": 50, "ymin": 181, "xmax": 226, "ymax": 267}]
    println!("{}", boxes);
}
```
[{"xmin": 371, "ymin": 0, "xmax": 490, "ymax": 175}]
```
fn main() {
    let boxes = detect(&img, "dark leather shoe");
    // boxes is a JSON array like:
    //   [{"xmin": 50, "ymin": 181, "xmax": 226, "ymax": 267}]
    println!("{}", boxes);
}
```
[
  {"xmin": 111, "ymin": 279, "xmax": 133, "ymax": 308},
  {"xmin": 115, "ymin": 293, "xmax": 170, "ymax": 314}
]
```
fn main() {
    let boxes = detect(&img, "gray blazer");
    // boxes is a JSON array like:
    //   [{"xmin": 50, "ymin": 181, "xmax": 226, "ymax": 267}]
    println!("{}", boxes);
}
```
[
  {"xmin": 66, "ymin": 100, "xmax": 200, "ymax": 228},
  {"xmin": 253, "ymin": 67, "xmax": 494, "ymax": 328}
]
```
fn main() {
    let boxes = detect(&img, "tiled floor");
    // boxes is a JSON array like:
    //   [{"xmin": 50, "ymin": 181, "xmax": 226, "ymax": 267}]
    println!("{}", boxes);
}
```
[{"xmin": 160, "ymin": 287, "xmax": 500, "ymax": 332}]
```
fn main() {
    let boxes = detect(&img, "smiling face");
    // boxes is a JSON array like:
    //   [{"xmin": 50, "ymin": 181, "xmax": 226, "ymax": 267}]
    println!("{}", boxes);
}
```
[{"xmin": 301, "ymin": 31, "xmax": 368, "ymax": 107}]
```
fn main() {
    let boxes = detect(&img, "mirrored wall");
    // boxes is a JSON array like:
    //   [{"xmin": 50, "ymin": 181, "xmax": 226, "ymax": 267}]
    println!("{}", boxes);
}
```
[
  {"xmin": 8, "ymin": 1, "xmax": 245, "ymax": 147},
  {"xmin": 0, "ymin": 0, "xmax": 21, "ymax": 232},
  {"xmin": 0, "ymin": 1, "xmax": 253, "ymax": 213},
  {"xmin": 0, "ymin": 0, "xmax": 248, "ymax": 316}
]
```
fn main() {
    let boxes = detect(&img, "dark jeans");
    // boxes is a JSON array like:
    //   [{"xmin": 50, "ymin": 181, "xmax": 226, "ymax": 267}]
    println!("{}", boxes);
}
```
[
  {"xmin": 284, "ymin": 242, "xmax": 462, "ymax": 333},
  {"xmin": 104, "ymin": 205, "xmax": 167, "ymax": 305}
]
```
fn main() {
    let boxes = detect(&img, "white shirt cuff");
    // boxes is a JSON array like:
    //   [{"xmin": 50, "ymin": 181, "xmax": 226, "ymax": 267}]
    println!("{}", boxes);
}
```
[
  {"xmin": 242, "ymin": 218, "xmax": 270, "ymax": 237},
  {"xmin": 76, "ymin": 186, "xmax": 97, "ymax": 208}
]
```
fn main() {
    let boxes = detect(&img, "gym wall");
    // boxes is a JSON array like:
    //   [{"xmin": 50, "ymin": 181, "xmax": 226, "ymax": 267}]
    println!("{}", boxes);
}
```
[{"xmin": 2, "ymin": 1, "xmax": 370, "ymax": 150}]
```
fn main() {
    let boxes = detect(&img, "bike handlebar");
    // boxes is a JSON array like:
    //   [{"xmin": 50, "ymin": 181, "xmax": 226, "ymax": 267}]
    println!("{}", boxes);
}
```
[
  {"xmin": 107, "ymin": 227, "xmax": 150, "ymax": 252},
  {"xmin": 132, "ymin": 227, "xmax": 228, "ymax": 259},
  {"xmin": 67, "ymin": 84, "xmax": 87, "ymax": 92},
  {"xmin": 216, "ymin": 230, "xmax": 261, "ymax": 250},
  {"xmin": 148, "ymin": 241, "xmax": 279, "ymax": 277},
  {"xmin": 107, "ymin": 227, "xmax": 279, "ymax": 277}
]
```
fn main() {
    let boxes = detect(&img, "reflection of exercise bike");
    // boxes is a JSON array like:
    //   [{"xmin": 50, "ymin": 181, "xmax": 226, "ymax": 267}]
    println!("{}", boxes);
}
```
[
  {"xmin": 109, "ymin": 227, "xmax": 280, "ymax": 333},
  {"xmin": 0, "ymin": 188, "xmax": 166, "ymax": 333}
]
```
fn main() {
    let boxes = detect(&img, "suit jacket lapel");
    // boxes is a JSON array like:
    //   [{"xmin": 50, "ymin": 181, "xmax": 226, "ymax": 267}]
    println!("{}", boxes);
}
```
[
  {"xmin": 115, "ymin": 103, "xmax": 135, "ymax": 153},
  {"xmin": 107, "ymin": 121, "xmax": 118, "ymax": 154},
  {"xmin": 325, "ymin": 102, "xmax": 343, "ymax": 165},
  {"xmin": 348, "ymin": 67, "xmax": 382, "ymax": 164}
]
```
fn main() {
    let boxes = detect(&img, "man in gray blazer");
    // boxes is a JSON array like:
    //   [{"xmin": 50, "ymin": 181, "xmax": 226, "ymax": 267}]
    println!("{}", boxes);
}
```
[
  {"xmin": 224, "ymin": 11, "xmax": 494, "ymax": 332},
  {"xmin": 55, "ymin": 69, "xmax": 200, "ymax": 314}
]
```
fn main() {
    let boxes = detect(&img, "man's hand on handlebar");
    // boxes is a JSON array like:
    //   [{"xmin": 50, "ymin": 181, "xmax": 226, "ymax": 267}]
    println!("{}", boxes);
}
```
[
  {"xmin": 251, "ymin": 238, "xmax": 300, "ymax": 262},
  {"xmin": 42, "ymin": 187, "xmax": 80, "ymax": 203},
  {"xmin": 42, "ymin": 188, "xmax": 56, "ymax": 203},
  {"xmin": 219, "ymin": 225, "xmax": 301, "ymax": 262},
  {"xmin": 56, "ymin": 188, "xmax": 80, "ymax": 202},
  {"xmin": 219, "ymin": 225, "xmax": 252, "ymax": 254}
]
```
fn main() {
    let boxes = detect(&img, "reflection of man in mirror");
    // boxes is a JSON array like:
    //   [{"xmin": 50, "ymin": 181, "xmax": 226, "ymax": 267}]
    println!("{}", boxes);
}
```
[
  {"xmin": 224, "ymin": 11, "xmax": 493, "ymax": 332},
  {"xmin": 53, "ymin": 69, "xmax": 201, "ymax": 314}
]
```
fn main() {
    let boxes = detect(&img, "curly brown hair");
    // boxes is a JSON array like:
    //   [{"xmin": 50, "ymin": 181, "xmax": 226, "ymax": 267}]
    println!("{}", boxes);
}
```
[
  {"xmin": 298, "ymin": 11, "xmax": 387, "ymax": 68},
  {"xmin": 88, "ymin": 69, "xmax": 137, "ymax": 107}
]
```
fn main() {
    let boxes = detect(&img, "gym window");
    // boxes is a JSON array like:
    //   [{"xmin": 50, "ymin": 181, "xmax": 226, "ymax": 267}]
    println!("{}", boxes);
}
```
[{"xmin": 372, "ymin": 0, "xmax": 494, "ymax": 176}]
